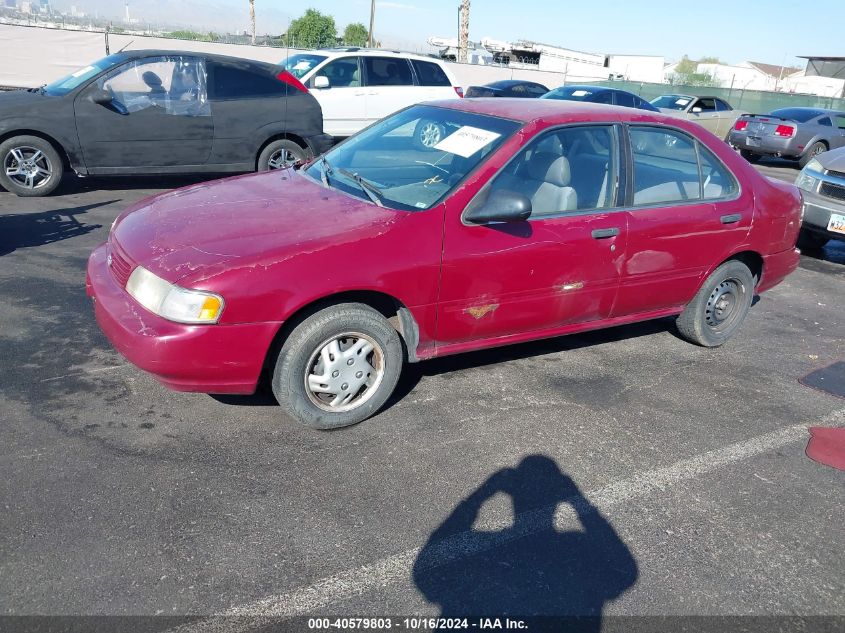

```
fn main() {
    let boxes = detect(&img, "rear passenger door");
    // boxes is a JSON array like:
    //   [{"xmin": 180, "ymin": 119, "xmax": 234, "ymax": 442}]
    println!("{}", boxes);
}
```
[
  {"xmin": 613, "ymin": 126, "xmax": 752, "ymax": 318},
  {"xmin": 362, "ymin": 56, "xmax": 416, "ymax": 126},
  {"xmin": 437, "ymin": 125, "xmax": 627, "ymax": 346}
]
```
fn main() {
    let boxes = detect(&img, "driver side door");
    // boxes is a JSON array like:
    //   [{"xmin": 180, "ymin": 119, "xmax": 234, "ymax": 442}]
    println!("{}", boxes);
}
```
[
  {"xmin": 74, "ymin": 55, "xmax": 213, "ymax": 170},
  {"xmin": 687, "ymin": 98, "xmax": 720, "ymax": 135}
]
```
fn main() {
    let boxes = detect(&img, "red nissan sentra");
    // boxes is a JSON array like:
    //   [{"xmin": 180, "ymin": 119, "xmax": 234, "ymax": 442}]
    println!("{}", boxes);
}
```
[{"xmin": 86, "ymin": 100, "xmax": 802, "ymax": 429}]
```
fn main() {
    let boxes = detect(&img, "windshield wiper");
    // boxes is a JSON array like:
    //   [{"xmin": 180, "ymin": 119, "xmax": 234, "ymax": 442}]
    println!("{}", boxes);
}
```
[
  {"xmin": 336, "ymin": 167, "xmax": 385, "ymax": 207},
  {"xmin": 319, "ymin": 156, "xmax": 332, "ymax": 187}
]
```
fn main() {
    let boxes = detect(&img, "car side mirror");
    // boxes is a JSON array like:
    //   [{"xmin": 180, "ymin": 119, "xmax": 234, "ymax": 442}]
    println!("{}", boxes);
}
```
[
  {"xmin": 90, "ymin": 88, "xmax": 113, "ymax": 105},
  {"xmin": 465, "ymin": 189, "xmax": 532, "ymax": 224},
  {"xmin": 691, "ymin": 106, "xmax": 702, "ymax": 113},
  {"xmin": 313, "ymin": 75, "xmax": 330, "ymax": 89}
]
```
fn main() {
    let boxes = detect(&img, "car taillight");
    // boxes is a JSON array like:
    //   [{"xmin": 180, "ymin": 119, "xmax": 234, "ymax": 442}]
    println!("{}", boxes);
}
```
[
  {"xmin": 774, "ymin": 124, "xmax": 795, "ymax": 137},
  {"xmin": 276, "ymin": 70, "xmax": 309, "ymax": 93},
  {"xmin": 734, "ymin": 120, "xmax": 748, "ymax": 131},
  {"xmin": 454, "ymin": 86, "xmax": 464, "ymax": 98}
]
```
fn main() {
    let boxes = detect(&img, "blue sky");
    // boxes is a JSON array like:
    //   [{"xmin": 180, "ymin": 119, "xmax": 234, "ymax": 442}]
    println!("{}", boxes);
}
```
[
  {"xmin": 61, "ymin": 1, "xmax": 845, "ymax": 66},
  {"xmin": 266, "ymin": 0, "xmax": 844, "ymax": 66}
]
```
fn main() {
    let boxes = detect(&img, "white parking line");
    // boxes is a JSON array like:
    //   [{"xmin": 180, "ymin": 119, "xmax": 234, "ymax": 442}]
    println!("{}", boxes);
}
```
[{"xmin": 171, "ymin": 409, "xmax": 845, "ymax": 632}]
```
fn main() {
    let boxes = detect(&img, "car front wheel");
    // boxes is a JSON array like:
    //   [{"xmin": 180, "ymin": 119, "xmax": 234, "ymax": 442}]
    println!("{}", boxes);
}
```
[
  {"xmin": 676, "ymin": 260, "xmax": 755, "ymax": 347},
  {"xmin": 271, "ymin": 303, "xmax": 404, "ymax": 429},
  {"xmin": 0, "ymin": 135, "xmax": 63, "ymax": 197},
  {"xmin": 258, "ymin": 139, "xmax": 310, "ymax": 171},
  {"xmin": 799, "ymin": 141, "xmax": 827, "ymax": 169}
]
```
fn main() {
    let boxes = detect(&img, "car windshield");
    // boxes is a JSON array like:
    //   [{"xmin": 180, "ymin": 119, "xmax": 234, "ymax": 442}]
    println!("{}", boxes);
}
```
[
  {"xmin": 304, "ymin": 104, "xmax": 522, "ymax": 211},
  {"xmin": 43, "ymin": 54, "xmax": 129, "ymax": 96},
  {"xmin": 541, "ymin": 86, "xmax": 598, "ymax": 101},
  {"xmin": 650, "ymin": 95, "xmax": 693, "ymax": 110},
  {"xmin": 280, "ymin": 53, "xmax": 328, "ymax": 79},
  {"xmin": 770, "ymin": 108, "xmax": 825, "ymax": 123}
]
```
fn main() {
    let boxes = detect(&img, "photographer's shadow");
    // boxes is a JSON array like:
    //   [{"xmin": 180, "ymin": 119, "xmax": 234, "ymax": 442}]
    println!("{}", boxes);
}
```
[{"xmin": 413, "ymin": 456, "xmax": 637, "ymax": 629}]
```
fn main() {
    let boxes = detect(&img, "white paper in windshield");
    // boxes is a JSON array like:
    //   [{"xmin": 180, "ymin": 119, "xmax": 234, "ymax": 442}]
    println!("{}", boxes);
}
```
[
  {"xmin": 571, "ymin": 90, "xmax": 590, "ymax": 97},
  {"xmin": 675, "ymin": 98, "xmax": 691, "ymax": 106},
  {"xmin": 434, "ymin": 126, "xmax": 501, "ymax": 158},
  {"xmin": 293, "ymin": 61, "xmax": 311, "ymax": 70},
  {"xmin": 72, "ymin": 65, "xmax": 96, "ymax": 77}
]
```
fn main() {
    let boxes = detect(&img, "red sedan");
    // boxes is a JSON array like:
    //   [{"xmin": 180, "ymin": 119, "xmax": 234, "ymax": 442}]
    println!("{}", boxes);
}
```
[{"xmin": 86, "ymin": 99, "xmax": 802, "ymax": 429}]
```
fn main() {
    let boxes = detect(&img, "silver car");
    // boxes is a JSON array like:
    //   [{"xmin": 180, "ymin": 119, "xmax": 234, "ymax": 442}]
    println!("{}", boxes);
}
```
[
  {"xmin": 730, "ymin": 107, "xmax": 845, "ymax": 168},
  {"xmin": 651, "ymin": 94, "xmax": 745, "ymax": 139},
  {"xmin": 795, "ymin": 145, "xmax": 845, "ymax": 250}
]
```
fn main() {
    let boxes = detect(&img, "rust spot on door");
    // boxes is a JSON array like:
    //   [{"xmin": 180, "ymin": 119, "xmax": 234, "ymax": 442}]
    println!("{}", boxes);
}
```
[{"xmin": 465, "ymin": 303, "xmax": 500, "ymax": 319}]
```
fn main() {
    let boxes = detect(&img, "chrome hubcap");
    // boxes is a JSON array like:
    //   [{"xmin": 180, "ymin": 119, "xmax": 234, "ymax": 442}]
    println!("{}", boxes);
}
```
[
  {"xmin": 4, "ymin": 146, "xmax": 53, "ymax": 189},
  {"xmin": 305, "ymin": 332, "xmax": 384, "ymax": 412},
  {"xmin": 267, "ymin": 148, "xmax": 297, "ymax": 170},
  {"xmin": 705, "ymin": 279, "xmax": 742, "ymax": 328},
  {"xmin": 420, "ymin": 123, "xmax": 442, "ymax": 148}
]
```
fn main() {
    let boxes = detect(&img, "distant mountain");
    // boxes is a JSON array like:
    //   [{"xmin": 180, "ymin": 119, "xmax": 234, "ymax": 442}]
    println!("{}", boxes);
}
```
[{"xmin": 48, "ymin": 0, "xmax": 292, "ymax": 34}]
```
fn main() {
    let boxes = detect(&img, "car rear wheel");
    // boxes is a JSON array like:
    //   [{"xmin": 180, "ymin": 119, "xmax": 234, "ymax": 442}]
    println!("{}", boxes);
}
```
[
  {"xmin": 0, "ymin": 135, "xmax": 63, "ymax": 197},
  {"xmin": 413, "ymin": 119, "xmax": 446, "ymax": 150},
  {"xmin": 797, "ymin": 229, "xmax": 829, "ymax": 252},
  {"xmin": 258, "ymin": 139, "xmax": 310, "ymax": 171},
  {"xmin": 676, "ymin": 260, "xmax": 755, "ymax": 347},
  {"xmin": 739, "ymin": 149, "xmax": 760, "ymax": 164},
  {"xmin": 271, "ymin": 303, "xmax": 403, "ymax": 429},
  {"xmin": 798, "ymin": 141, "xmax": 827, "ymax": 169}
]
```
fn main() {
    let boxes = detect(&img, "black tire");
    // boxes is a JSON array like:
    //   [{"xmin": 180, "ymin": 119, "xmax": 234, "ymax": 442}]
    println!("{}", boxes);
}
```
[
  {"xmin": 796, "ymin": 229, "xmax": 829, "ymax": 252},
  {"xmin": 676, "ymin": 260, "xmax": 755, "ymax": 347},
  {"xmin": 257, "ymin": 139, "xmax": 310, "ymax": 171},
  {"xmin": 739, "ymin": 149, "xmax": 760, "ymax": 164},
  {"xmin": 413, "ymin": 119, "xmax": 447, "ymax": 150},
  {"xmin": 798, "ymin": 141, "xmax": 827, "ymax": 169},
  {"xmin": 0, "ymin": 135, "xmax": 63, "ymax": 197},
  {"xmin": 271, "ymin": 303, "xmax": 403, "ymax": 429}
]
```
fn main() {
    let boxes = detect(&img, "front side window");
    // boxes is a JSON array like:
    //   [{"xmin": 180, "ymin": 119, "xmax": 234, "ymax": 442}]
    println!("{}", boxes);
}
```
[
  {"xmin": 411, "ymin": 60, "xmax": 450, "ymax": 87},
  {"xmin": 280, "ymin": 53, "xmax": 327, "ymax": 79},
  {"xmin": 317, "ymin": 57, "xmax": 361, "ymax": 88},
  {"xmin": 630, "ymin": 126, "xmax": 737, "ymax": 205},
  {"xmin": 614, "ymin": 91, "xmax": 636, "ymax": 108},
  {"xmin": 364, "ymin": 57, "xmax": 413, "ymax": 86},
  {"xmin": 695, "ymin": 98, "xmax": 717, "ymax": 112},
  {"xmin": 99, "ymin": 56, "xmax": 209, "ymax": 116},
  {"xmin": 482, "ymin": 125, "xmax": 618, "ymax": 218},
  {"xmin": 304, "ymin": 105, "xmax": 521, "ymax": 210},
  {"xmin": 650, "ymin": 95, "xmax": 692, "ymax": 111}
]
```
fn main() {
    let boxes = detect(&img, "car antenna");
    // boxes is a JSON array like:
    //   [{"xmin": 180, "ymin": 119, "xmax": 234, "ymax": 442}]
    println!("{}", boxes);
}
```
[{"xmin": 116, "ymin": 40, "xmax": 134, "ymax": 53}]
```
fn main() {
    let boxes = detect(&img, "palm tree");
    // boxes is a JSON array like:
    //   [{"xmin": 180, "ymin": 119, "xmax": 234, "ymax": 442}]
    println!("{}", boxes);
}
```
[
  {"xmin": 249, "ymin": 0, "xmax": 256, "ymax": 45},
  {"xmin": 459, "ymin": 0, "xmax": 470, "ymax": 63}
]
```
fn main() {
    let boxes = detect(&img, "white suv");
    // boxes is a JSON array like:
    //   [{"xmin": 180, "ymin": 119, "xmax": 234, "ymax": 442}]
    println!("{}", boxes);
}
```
[{"xmin": 281, "ymin": 48, "xmax": 462, "ymax": 138}]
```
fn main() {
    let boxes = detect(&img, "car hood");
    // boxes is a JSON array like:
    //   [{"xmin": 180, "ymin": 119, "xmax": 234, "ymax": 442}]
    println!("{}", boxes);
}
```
[
  {"xmin": 112, "ymin": 170, "xmax": 399, "ymax": 284},
  {"xmin": 817, "ymin": 146, "xmax": 845, "ymax": 172}
]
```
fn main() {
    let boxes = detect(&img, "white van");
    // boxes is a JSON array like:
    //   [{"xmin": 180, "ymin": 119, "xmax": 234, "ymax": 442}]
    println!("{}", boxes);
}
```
[{"xmin": 281, "ymin": 48, "xmax": 463, "ymax": 138}]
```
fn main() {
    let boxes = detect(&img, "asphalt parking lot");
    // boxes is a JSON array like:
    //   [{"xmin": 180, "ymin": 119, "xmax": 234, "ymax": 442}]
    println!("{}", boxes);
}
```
[{"xmin": 1, "ymin": 159, "xmax": 843, "ymax": 628}]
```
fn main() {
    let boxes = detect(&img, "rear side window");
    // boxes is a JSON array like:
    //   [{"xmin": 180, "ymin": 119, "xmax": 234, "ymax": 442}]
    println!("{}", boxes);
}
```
[
  {"xmin": 715, "ymin": 99, "xmax": 731, "ymax": 111},
  {"xmin": 364, "ymin": 57, "xmax": 413, "ymax": 86},
  {"xmin": 614, "ymin": 91, "xmax": 636, "ymax": 108},
  {"xmin": 818, "ymin": 117, "xmax": 832, "ymax": 127},
  {"xmin": 629, "ymin": 127, "xmax": 737, "ymax": 205},
  {"xmin": 212, "ymin": 63, "xmax": 285, "ymax": 99},
  {"xmin": 411, "ymin": 60, "xmax": 450, "ymax": 86}
]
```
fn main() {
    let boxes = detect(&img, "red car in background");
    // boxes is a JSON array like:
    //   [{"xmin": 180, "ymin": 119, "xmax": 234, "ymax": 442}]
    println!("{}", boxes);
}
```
[{"xmin": 86, "ymin": 100, "xmax": 802, "ymax": 429}]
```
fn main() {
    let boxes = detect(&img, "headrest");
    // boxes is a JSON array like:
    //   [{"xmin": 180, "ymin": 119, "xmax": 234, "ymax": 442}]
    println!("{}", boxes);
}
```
[{"xmin": 527, "ymin": 152, "xmax": 571, "ymax": 187}]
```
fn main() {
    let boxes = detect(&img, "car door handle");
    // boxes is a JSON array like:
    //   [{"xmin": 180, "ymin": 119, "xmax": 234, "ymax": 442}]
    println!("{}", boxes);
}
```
[
  {"xmin": 720, "ymin": 213, "xmax": 742, "ymax": 224},
  {"xmin": 591, "ymin": 227, "xmax": 620, "ymax": 239}
]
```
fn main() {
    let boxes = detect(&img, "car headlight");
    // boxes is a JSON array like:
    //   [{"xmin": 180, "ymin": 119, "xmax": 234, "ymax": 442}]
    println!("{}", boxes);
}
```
[
  {"xmin": 795, "ymin": 158, "xmax": 823, "ymax": 192},
  {"xmin": 126, "ymin": 266, "xmax": 224, "ymax": 324}
]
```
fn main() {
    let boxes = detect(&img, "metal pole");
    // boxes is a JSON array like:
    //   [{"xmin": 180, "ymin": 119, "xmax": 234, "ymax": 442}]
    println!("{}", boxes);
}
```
[{"xmin": 368, "ymin": 0, "xmax": 375, "ymax": 47}]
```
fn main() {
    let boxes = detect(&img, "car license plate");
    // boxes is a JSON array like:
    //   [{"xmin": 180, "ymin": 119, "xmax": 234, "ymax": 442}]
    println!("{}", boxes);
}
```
[
  {"xmin": 746, "ymin": 136, "xmax": 761, "ymax": 147},
  {"xmin": 828, "ymin": 212, "xmax": 845, "ymax": 234}
]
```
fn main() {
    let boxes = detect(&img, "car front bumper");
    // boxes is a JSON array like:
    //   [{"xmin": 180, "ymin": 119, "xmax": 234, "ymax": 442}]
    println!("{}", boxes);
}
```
[
  {"xmin": 85, "ymin": 242, "xmax": 280, "ymax": 394},
  {"xmin": 800, "ymin": 187, "xmax": 845, "ymax": 242}
]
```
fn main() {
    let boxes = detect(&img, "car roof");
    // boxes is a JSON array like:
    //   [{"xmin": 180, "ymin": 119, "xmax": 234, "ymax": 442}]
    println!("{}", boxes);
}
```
[
  {"xmin": 118, "ymin": 49, "xmax": 276, "ymax": 67},
  {"xmin": 427, "ymin": 97, "xmax": 678, "ymax": 125},
  {"xmin": 311, "ymin": 48, "xmax": 446, "ymax": 63}
]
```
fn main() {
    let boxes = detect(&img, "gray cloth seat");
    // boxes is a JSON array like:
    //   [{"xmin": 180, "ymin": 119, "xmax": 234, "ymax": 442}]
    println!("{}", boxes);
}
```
[{"xmin": 493, "ymin": 152, "xmax": 578, "ymax": 217}]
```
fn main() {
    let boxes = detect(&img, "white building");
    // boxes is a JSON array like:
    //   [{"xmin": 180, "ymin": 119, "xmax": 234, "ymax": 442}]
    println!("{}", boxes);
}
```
[{"xmin": 605, "ymin": 54, "xmax": 665, "ymax": 83}]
